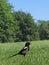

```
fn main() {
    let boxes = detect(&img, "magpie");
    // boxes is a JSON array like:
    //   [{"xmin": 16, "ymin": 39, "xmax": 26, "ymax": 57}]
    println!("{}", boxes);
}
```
[{"xmin": 9, "ymin": 42, "xmax": 30, "ymax": 58}]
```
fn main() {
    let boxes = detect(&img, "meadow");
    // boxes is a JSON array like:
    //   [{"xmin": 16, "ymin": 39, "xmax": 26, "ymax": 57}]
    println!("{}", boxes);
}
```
[{"xmin": 0, "ymin": 40, "xmax": 49, "ymax": 65}]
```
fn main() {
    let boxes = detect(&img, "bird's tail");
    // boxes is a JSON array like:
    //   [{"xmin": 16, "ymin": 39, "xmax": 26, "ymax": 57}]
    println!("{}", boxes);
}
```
[{"xmin": 8, "ymin": 53, "xmax": 18, "ymax": 58}]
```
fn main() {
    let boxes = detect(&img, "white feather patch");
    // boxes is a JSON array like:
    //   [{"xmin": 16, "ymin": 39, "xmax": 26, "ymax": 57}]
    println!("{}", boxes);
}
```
[{"xmin": 24, "ymin": 47, "xmax": 28, "ymax": 49}]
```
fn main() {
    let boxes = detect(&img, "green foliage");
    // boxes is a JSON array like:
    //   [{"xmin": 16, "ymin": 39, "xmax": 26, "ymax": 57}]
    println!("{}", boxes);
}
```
[
  {"xmin": 0, "ymin": 0, "xmax": 14, "ymax": 42},
  {"xmin": 38, "ymin": 20, "xmax": 49, "ymax": 40},
  {"xmin": 0, "ymin": 0, "xmax": 49, "ymax": 42},
  {"xmin": 0, "ymin": 40, "xmax": 49, "ymax": 65},
  {"xmin": 13, "ymin": 11, "xmax": 39, "ymax": 41}
]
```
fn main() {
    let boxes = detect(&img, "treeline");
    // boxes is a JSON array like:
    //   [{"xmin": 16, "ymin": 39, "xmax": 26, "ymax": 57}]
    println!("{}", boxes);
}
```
[{"xmin": 0, "ymin": 0, "xmax": 49, "ymax": 43}]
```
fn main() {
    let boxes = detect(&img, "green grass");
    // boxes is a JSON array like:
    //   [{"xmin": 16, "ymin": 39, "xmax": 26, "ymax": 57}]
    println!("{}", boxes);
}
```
[{"xmin": 0, "ymin": 40, "xmax": 49, "ymax": 65}]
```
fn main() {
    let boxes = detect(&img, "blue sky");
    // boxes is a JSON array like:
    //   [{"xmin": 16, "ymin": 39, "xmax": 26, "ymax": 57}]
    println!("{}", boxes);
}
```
[{"xmin": 8, "ymin": 0, "xmax": 49, "ymax": 20}]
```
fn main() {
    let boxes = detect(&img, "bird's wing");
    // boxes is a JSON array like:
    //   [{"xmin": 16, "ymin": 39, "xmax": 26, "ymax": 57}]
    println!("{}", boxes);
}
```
[
  {"xmin": 24, "ymin": 47, "xmax": 28, "ymax": 50},
  {"xmin": 20, "ymin": 46, "xmax": 28, "ymax": 51},
  {"xmin": 18, "ymin": 46, "xmax": 28, "ymax": 54},
  {"xmin": 20, "ymin": 46, "xmax": 28, "ymax": 54}
]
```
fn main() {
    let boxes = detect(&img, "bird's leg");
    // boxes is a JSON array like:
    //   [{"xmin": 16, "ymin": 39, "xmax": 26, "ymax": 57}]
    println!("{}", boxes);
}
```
[{"xmin": 24, "ymin": 54, "xmax": 26, "ymax": 56}]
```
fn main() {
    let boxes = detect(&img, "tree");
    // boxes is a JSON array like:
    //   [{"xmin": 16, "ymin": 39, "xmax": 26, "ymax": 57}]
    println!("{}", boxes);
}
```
[
  {"xmin": 38, "ymin": 20, "xmax": 49, "ymax": 40},
  {"xmin": 13, "ymin": 11, "xmax": 39, "ymax": 41},
  {"xmin": 0, "ymin": 0, "xmax": 14, "ymax": 42}
]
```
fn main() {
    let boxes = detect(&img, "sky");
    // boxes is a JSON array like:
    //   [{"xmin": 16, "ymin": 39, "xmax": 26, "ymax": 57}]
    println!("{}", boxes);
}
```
[{"xmin": 8, "ymin": 0, "xmax": 49, "ymax": 20}]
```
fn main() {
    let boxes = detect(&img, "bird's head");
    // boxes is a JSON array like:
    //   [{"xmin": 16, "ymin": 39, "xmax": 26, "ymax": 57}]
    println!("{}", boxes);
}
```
[{"xmin": 25, "ymin": 41, "xmax": 30, "ymax": 46}]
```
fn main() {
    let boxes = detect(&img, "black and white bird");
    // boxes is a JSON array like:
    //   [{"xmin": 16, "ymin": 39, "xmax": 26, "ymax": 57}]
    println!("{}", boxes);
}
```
[{"xmin": 9, "ymin": 42, "xmax": 30, "ymax": 58}]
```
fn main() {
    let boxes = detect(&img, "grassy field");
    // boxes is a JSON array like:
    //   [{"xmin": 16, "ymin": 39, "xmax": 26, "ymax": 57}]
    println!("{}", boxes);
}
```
[{"xmin": 0, "ymin": 40, "xmax": 49, "ymax": 65}]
